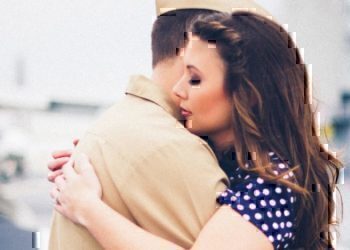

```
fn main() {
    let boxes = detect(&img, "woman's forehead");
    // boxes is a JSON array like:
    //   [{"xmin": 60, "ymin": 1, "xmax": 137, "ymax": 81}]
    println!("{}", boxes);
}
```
[{"xmin": 184, "ymin": 37, "xmax": 223, "ymax": 70}]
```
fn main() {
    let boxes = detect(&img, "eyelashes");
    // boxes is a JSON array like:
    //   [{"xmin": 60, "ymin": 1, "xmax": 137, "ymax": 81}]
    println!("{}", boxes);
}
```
[{"xmin": 189, "ymin": 77, "xmax": 201, "ymax": 85}]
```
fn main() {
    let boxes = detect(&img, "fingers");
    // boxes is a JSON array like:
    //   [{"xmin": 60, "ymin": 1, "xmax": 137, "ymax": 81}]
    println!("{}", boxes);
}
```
[
  {"xmin": 50, "ymin": 186, "xmax": 60, "ymax": 201},
  {"xmin": 51, "ymin": 150, "xmax": 73, "ymax": 159},
  {"xmin": 48, "ymin": 169, "xmax": 63, "ymax": 183},
  {"xmin": 73, "ymin": 138, "xmax": 80, "ymax": 147},
  {"xmin": 55, "ymin": 175, "xmax": 66, "ymax": 191},
  {"xmin": 48, "ymin": 157, "xmax": 70, "ymax": 171},
  {"xmin": 62, "ymin": 159, "xmax": 77, "ymax": 180}
]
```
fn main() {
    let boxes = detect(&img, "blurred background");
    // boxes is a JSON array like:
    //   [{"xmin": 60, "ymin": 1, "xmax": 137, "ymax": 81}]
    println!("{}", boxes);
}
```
[{"xmin": 0, "ymin": 0, "xmax": 349, "ymax": 249}]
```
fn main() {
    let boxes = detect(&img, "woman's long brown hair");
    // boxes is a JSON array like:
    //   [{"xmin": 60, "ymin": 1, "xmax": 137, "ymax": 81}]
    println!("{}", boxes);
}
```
[{"xmin": 190, "ymin": 12, "xmax": 343, "ymax": 249}]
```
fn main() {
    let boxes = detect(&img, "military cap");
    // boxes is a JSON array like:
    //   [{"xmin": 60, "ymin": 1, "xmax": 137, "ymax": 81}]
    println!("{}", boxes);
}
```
[{"xmin": 156, "ymin": 0, "xmax": 272, "ymax": 18}]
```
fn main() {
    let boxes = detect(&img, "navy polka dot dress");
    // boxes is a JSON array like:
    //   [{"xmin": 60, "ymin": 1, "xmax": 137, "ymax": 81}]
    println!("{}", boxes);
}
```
[{"xmin": 217, "ymin": 151, "xmax": 297, "ymax": 249}]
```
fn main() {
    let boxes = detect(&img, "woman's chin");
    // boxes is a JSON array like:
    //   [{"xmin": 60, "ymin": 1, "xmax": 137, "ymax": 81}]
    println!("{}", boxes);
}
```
[{"xmin": 186, "ymin": 125, "xmax": 203, "ymax": 137}]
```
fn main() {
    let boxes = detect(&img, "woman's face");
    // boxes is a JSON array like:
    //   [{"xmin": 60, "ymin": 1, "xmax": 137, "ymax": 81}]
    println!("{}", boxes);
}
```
[{"xmin": 172, "ymin": 35, "xmax": 234, "ymax": 143}]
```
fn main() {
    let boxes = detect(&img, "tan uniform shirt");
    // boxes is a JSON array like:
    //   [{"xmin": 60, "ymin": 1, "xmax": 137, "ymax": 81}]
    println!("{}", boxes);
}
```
[{"xmin": 49, "ymin": 75, "xmax": 229, "ymax": 249}]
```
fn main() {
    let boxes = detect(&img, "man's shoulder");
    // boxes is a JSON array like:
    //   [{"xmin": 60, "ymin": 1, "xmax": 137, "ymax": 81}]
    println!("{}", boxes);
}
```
[
  {"xmin": 81, "ymin": 96, "xmax": 216, "ymax": 161},
  {"xmin": 89, "ymin": 95, "xmax": 174, "ymax": 133}
]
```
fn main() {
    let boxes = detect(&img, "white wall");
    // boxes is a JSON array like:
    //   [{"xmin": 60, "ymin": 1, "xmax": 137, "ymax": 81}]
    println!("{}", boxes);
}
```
[
  {"xmin": 0, "ymin": 0, "xmax": 155, "ymax": 104},
  {"xmin": 257, "ymin": 0, "xmax": 350, "ymax": 123},
  {"xmin": 1, "ymin": 0, "xmax": 349, "ymax": 121}
]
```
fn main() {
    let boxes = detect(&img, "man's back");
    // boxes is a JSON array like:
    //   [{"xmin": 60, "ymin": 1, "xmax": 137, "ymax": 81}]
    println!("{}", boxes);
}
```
[{"xmin": 49, "ymin": 75, "xmax": 228, "ymax": 249}]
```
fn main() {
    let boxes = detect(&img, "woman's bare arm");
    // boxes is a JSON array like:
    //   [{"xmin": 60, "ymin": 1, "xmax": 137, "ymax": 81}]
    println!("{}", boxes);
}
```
[
  {"xmin": 79, "ymin": 200, "xmax": 273, "ymax": 250},
  {"xmin": 52, "ymin": 154, "xmax": 273, "ymax": 250}
]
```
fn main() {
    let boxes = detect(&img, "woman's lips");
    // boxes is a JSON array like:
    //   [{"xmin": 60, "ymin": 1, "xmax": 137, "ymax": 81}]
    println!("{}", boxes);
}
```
[{"xmin": 180, "ymin": 108, "xmax": 192, "ymax": 117}]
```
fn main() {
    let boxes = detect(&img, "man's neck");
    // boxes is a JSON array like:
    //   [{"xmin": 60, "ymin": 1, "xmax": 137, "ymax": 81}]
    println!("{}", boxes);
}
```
[
  {"xmin": 151, "ymin": 59, "xmax": 183, "ymax": 106},
  {"xmin": 151, "ymin": 59, "xmax": 178, "ymax": 87}
]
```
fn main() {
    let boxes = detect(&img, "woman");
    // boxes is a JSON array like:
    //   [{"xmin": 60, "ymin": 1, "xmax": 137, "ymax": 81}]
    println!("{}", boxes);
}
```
[{"xmin": 49, "ymin": 12, "xmax": 342, "ymax": 249}]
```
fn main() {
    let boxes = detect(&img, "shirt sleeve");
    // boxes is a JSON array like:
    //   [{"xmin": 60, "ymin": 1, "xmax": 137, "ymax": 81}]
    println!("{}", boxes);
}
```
[{"xmin": 217, "ymin": 175, "xmax": 297, "ymax": 250}]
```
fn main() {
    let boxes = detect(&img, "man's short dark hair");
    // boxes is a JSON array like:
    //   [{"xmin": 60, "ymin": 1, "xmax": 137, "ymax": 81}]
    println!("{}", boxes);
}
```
[{"xmin": 151, "ymin": 9, "xmax": 218, "ymax": 68}]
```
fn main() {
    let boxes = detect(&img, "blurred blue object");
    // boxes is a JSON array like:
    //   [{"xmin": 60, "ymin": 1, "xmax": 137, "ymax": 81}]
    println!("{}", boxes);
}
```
[{"xmin": 0, "ymin": 215, "xmax": 32, "ymax": 250}]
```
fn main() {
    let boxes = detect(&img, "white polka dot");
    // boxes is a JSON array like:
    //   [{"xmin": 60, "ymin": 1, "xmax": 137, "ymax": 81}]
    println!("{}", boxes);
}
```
[
  {"xmin": 235, "ymin": 192, "xmax": 241, "ymax": 197},
  {"xmin": 244, "ymin": 163, "xmax": 249, "ymax": 168},
  {"xmin": 262, "ymin": 224, "xmax": 269, "ymax": 231},
  {"xmin": 277, "ymin": 234, "xmax": 282, "ymax": 240},
  {"xmin": 221, "ymin": 192, "xmax": 228, "ymax": 197},
  {"xmin": 275, "ymin": 187, "xmax": 282, "ymax": 194},
  {"xmin": 230, "ymin": 196, "xmax": 237, "ymax": 202},
  {"xmin": 272, "ymin": 222, "xmax": 279, "ymax": 229},
  {"xmin": 289, "ymin": 171, "xmax": 294, "ymax": 177},
  {"xmin": 255, "ymin": 213, "xmax": 262, "ymax": 220},
  {"xmin": 290, "ymin": 197, "xmax": 295, "ymax": 203},
  {"xmin": 286, "ymin": 221, "xmax": 292, "ymax": 228},
  {"xmin": 243, "ymin": 195, "xmax": 250, "ymax": 201},
  {"xmin": 257, "ymin": 177, "xmax": 264, "ymax": 184},
  {"xmin": 289, "ymin": 232, "xmax": 293, "ymax": 238},
  {"xmin": 280, "ymin": 222, "xmax": 285, "ymax": 228},
  {"xmin": 283, "ymin": 174, "xmax": 289, "ymax": 179},
  {"xmin": 244, "ymin": 175, "xmax": 250, "ymax": 180},
  {"xmin": 280, "ymin": 198, "xmax": 286, "ymax": 205},
  {"xmin": 246, "ymin": 183, "xmax": 253, "ymax": 189},
  {"xmin": 268, "ymin": 235, "xmax": 274, "ymax": 243},
  {"xmin": 267, "ymin": 211, "xmax": 273, "ymax": 218},
  {"xmin": 243, "ymin": 214, "xmax": 250, "ymax": 221},
  {"xmin": 284, "ymin": 243, "xmax": 289, "ymax": 248},
  {"xmin": 284, "ymin": 210, "xmax": 290, "ymax": 217},
  {"xmin": 273, "ymin": 170, "xmax": 279, "ymax": 175},
  {"xmin": 260, "ymin": 200, "xmax": 267, "ymax": 207},
  {"xmin": 284, "ymin": 233, "xmax": 289, "ymax": 237},
  {"xmin": 268, "ymin": 152, "xmax": 274, "ymax": 156},
  {"xmin": 249, "ymin": 203, "xmax": 256, "ymax": 210},
  {"xmin": 238, "ymin": 174, "xmax": 242, "ymax": 178},
  {"xmin": 237, "ymin": 204, "xmax": 244, "ymax": 211},
  {"xmin": 254, "ymin": 190, "xmax": 260, "ymax": 197},
  {"xmin": 287, "ymin": 188, "xmax": 292, "ymax": 193},
  {"xmin": 278, "ymin": 163, "xmax": 286, "ymax": 169},
  {"xmin": 276, "ymin": 210, "xmax": 282, "ymax": 217},
  {"xmin": 229, "ymin": 177, "xmax": 234, "ymax": 181},
  {"xmin": 269, "ymin": 199, "xmax": 276, "ymax": 206},
  {"xmin": 263, "ymin": 188, "xmax": 270, "ymax": 196}
]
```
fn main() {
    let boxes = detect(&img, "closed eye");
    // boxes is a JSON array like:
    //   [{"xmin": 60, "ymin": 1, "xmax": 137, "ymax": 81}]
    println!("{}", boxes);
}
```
[{"xmin": 189, "ymin": 78, "xmax": 201, "ymax": 85}]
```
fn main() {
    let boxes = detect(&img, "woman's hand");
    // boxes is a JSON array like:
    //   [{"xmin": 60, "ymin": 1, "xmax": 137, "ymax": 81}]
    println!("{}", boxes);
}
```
[
  {"xmin": 50, "ymin": 153, "xmax": 103, "ymax": 226},
  {"xmin": 47, "ymin": 138, "xmax": 79, "ymax": 182}
]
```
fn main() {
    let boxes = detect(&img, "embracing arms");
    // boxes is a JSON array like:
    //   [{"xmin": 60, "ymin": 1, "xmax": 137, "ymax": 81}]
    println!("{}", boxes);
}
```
[{"xmin": 49, "ymin": 149, "xmax": 273, "ymax": 250}]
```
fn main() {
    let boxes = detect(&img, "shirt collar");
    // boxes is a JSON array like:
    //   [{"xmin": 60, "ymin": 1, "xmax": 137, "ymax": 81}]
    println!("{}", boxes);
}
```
[{"xmin": 125, "ymin": 75, "xmax": 181, "ymax": 120}]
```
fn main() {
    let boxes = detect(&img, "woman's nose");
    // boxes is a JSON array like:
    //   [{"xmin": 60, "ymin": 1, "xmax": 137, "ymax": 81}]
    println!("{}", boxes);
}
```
[{"xmin": 172, "ymin": 79, "xmax": 187, "ymax": 100}]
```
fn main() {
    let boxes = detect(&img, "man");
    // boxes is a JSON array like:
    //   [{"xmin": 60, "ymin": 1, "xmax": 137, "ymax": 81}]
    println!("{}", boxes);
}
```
[{"xmin": 48, "ymin": 1, "xmax": 270, "ymax": 249}]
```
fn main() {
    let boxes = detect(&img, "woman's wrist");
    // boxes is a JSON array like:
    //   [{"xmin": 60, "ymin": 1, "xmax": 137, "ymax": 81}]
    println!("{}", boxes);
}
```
[{"xmin": 77, "ymin": 197, "xmax": 104, "ymax": 228}]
